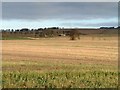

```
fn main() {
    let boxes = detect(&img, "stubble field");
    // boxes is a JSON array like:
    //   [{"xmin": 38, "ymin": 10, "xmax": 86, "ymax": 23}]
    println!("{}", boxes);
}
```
[{"xmin": 2, "ymin": 35, "xmax": 119, "ymax": 88}]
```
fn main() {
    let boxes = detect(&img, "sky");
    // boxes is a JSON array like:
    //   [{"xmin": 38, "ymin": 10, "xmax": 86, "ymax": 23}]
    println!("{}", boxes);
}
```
[{"xmin": 1, "ymin": 2, "xmax": 118, "ymax": 29}]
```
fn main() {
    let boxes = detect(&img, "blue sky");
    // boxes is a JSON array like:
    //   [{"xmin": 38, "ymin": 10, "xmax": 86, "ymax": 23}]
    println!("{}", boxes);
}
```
[{"xmin": 1, "ymin": 2, "xmax": 118, "ymax": 29}]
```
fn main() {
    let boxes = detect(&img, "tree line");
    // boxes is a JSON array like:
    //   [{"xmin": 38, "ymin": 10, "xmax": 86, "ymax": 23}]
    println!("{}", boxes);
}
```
[{"xmin": 1, "ymin": 26, "xmax": 119, "ymax": 40}]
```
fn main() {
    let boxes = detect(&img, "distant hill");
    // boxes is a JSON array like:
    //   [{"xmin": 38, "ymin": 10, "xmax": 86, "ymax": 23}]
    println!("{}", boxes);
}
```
[{"xmin": 75, "ymin": 29, "xmax": 118, "ymax": 35}]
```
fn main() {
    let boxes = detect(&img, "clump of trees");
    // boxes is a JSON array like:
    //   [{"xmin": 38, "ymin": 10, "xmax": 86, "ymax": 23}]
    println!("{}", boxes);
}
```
[{"xmin": 69, "ymin": 30, "xmax": 80, "ymax": 40}]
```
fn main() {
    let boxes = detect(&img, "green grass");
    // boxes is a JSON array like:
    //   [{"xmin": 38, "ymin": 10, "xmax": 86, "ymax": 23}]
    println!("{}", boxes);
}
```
[
  {"xmin": 2, "ymin": 60, "xmax": 118, "ymax": 88},
  {"xmin": 2, "ymin": 71, "xmax": 118, "ymax": 88},
  {"xmin": 1, "ymin": 37, "xmax": 33, "ymax": 40}
]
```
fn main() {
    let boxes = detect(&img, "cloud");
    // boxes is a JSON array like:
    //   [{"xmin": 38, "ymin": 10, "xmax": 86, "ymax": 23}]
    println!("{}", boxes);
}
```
[
  {"xmin": 61, "ymin": 21, "xmax": 117, "ymax": 27},
  {"xmin": 60, "ymin": 18, "xmax": 117, "ymax": 27},
  {"xmin": 2, "ymin": 2, "xmax": 118, "ymax": 20},
  {"xmin": 1, "ymin": 2, "xmax": 118, "ymax": 29}
]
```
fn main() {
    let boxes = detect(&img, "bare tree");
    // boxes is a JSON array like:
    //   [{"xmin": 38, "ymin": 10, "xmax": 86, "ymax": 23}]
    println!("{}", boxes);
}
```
[{"xmin": 69, "ymin": 30, "xmax": 80, "ymax": 40}]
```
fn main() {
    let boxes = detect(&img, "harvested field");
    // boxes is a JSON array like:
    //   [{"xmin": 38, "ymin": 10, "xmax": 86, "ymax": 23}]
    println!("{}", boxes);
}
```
[{"xmin": 2, "ymin": 36, "xmax": 119, "ymax": 88}]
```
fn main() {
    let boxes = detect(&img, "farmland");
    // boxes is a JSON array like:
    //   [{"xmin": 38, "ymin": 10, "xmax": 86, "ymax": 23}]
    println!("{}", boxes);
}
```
[{"xmin": 2, "ymin": 35, "xmax": 119, "ymax": 88}]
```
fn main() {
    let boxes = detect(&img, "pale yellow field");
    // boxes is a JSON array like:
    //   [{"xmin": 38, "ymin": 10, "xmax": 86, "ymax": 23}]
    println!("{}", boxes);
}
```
[{"xmin": 2, "ymin": 36, "xmax": 118, "ymax": 71}]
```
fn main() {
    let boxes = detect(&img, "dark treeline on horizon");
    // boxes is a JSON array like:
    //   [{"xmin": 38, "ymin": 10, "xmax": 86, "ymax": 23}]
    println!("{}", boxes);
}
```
[
  {"xmin": 1, "ymin": 26, "xmax": 118, "ymax": 40},
  {"xmin": 0, "ymin": 26, "xmax": 120, "ymax": 31}
]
